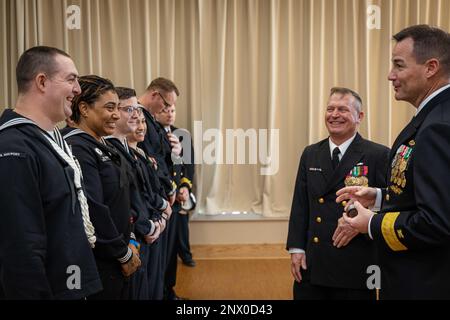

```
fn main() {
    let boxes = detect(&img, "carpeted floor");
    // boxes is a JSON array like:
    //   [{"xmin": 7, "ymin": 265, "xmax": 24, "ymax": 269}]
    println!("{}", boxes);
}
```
[{"xmin": 174, "ymin": 244, "xmax": 293, "ymax": 300}]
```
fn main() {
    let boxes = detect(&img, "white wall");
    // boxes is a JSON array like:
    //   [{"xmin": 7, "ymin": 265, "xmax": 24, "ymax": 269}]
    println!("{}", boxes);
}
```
[{"xmin": 189, "ymin": 214, "xmax": 289, "ymax": 245}]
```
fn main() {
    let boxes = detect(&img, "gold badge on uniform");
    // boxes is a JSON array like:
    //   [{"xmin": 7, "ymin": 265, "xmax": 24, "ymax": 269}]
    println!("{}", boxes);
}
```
[
  {"xmin": 345, "ymin": 165, "xmax": 369, "ymax": 187},
  {"xmin": 389, "ymin": 144, "xmax": 413, "ymax": 195}
]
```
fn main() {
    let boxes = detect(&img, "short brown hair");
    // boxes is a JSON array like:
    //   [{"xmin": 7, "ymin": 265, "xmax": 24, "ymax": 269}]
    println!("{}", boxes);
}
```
[
  {"xmin": 146, "ymin": 77, "xmax": 180, "ymax": 96},
  {"xmin": 393, "ymin": 25, "xmax": 450, "ymax": 76},
  {"xmin": 329, "ymin": 87, "xmax": 363, "ymax": 113},
  {"xmin": 116, "ymin": 87, "xmax": 137, "ymax": 100},
  {"xmin": 16, "ymin": 46, "xmax": 71, "ymax": 94}
]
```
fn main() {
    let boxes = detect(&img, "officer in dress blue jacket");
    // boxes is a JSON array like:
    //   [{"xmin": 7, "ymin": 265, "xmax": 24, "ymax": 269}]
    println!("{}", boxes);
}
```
[
  {"xmin": 0, "ymin": 46, "xmax": 102, "ymax": 299},
  {"xmin": 337, "ymin": 25, "xmax": 450, "ymax": 300},
  {"xmin": 155, "ymin": 105, "xmax": 195, "ymax": 300},
  {"xmin": 62, "ymin": 75, "xmax": 141, "ymax": 300},
  {"xmin": 287, "ymin": 87, "xmax": 390, "ymax": 300}
]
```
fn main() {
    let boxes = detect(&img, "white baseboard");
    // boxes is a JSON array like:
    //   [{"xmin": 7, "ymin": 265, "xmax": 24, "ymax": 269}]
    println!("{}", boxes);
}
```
[{"xmin": 188, "ymin": 213, "xmax": 289, "ymax": 245}]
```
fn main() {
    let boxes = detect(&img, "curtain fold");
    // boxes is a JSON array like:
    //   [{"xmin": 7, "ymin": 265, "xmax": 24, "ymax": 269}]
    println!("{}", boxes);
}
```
[{"xmin": 1, "ymin": 0, "xmax": 449, "ymax": 217}]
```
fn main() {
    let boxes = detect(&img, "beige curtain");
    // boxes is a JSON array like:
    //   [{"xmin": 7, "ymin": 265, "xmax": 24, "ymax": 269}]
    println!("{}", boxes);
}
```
[{"xmin": 1, "ymin": 0, "xmax": 449, "ymax": 217}]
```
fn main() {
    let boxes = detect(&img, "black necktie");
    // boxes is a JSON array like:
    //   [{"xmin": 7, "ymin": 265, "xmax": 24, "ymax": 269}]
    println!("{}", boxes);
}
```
[{"xmin": 332, "ymin": 147, "xmax": 340, "ymax": 170}]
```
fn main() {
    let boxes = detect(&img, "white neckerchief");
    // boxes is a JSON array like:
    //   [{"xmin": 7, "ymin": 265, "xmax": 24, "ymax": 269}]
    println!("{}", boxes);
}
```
[{"xmin": 44, "ymin": 128, "xmax": 96, "ymax": 248}]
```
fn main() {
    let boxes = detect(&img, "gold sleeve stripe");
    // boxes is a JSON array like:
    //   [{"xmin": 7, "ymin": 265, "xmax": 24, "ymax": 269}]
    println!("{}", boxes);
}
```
[
  {"xmin": 180, "ymin": 177, "xmax": 193, "ymax": 189},
  {"xmin": 381, "ymin": 212, "xmax": 408, "ymax": 251}
]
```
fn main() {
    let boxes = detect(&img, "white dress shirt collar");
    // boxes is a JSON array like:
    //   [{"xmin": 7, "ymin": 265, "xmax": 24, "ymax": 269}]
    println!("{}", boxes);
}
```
[{"xmin": 329, "ymin": 133, "xmax": 357, "ymax": 160}]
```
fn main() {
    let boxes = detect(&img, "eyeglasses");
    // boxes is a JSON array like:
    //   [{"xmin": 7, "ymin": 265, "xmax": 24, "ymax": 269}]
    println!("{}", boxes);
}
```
[
  {"xmin": 118, "ymin": 105, "xmax": 142, "ymax": 114},
  {"xmin": 157, "ymin": 92, "xmax": 172, "ymax": 108}
]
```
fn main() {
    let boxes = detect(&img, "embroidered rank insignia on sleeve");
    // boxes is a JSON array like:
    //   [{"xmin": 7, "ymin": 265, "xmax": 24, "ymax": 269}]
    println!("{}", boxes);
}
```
[{"xmin": 381, "ymin": 212, "xmax": 408, "ymax": 251}]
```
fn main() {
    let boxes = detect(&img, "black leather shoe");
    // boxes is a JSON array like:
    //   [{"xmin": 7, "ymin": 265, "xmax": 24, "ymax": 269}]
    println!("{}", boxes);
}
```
[{"xmin": 182, "ymin": 259, "xmax": 196, "ymax": 267}]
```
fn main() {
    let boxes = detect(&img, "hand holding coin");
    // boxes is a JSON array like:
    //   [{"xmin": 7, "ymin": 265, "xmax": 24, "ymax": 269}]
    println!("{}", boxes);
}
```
[{"xmin": 346, "ymin": 203, "xmax": 358, "ymax": 218}]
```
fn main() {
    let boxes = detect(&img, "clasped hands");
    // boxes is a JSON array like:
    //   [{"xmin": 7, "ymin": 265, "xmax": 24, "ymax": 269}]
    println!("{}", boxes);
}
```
[{"xmin": 332, "ymin": 186, "xmax": 378, "ymax": 247}]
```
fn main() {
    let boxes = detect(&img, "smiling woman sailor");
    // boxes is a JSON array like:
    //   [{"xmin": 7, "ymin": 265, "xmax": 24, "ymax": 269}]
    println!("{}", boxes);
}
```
[{"xmin": 62, "ymin": 75, "xmax": 141, "ymax": 300}]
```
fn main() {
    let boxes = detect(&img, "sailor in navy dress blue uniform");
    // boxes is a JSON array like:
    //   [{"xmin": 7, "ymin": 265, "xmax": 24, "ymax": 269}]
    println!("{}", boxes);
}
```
[
  {"xmin": 0, "ymin": 110, "xmax": 102, "ymax": 299},
  {"xmin": 63, "ymin": 128, "xmax": 139, "ymax": 299}
]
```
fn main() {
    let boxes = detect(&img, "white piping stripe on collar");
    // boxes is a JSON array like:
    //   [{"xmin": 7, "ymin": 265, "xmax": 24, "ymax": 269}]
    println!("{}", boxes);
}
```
[
  {"xmin": 62, "ymin": 128, "xmax": 85, "ymax": 140},
  {"xmin": 0, "ymin": 118, "xmax": 36, "ymax": 131},
  {"xmin": 0, "ymin": 117, "xmax": 69, "ymax": 153},
  {"xmin": 53, "ymin": 128, "xmax": 64, "ymax": 147}
]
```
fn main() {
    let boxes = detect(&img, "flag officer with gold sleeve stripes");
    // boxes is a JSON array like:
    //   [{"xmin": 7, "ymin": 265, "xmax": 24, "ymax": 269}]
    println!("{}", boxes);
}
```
[{"xmin": 337, "ymin": 25, "xmax": 450, "ymax": 300}]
